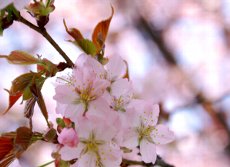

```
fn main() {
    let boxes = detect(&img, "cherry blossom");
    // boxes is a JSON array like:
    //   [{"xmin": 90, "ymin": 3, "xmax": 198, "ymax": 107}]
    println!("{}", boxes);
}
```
[
  {"xmin": 53, "ymin": 53, "xmax": 174, "ymax": 166},
  {"xmin": 122, "ymin": 100, "xmax": 175, "ymax": 164},
  {"xmin": 59, "ymin": 116, "xmax": 122, "ymax": 167},
  {"xmin": 108, "ymin": 78, "xmax": 133, "ymax": 112},
  {"xmin": 53, "ymin": 54, "xmax": 110, "ymax": 122},
  {"xmin": 58, "ymin": 128, "xmax": 79, "ymax": 147}
]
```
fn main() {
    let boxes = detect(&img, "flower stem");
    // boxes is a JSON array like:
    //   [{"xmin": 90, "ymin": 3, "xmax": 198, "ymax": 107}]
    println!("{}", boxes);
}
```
[
  {"xmin": 38, "ymin": 160, "xmax": 55, "ymax": 167},
  {"xmin": 16, "ymin": 14, "xmax": 74, "ymax": 67}
]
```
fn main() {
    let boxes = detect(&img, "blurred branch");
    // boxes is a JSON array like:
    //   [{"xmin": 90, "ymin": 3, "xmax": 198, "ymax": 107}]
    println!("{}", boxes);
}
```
[
  {"xmin": 122, "ymin": 156, "xmax": 174, "ymax": 167},
  {"xmin": 171, "ymin": 91, "xmax": 230, "ymax": 112},
  {"xmin": 135, "ymin": 15, "xmax": 230, "ymax": 145},
  {"xmin": 16, "ymin": 14, "xmax": 74, "ymax": 67},
  {"xmin": 136, "ymin": 16, "xmax": 177, "ymax": 66}
]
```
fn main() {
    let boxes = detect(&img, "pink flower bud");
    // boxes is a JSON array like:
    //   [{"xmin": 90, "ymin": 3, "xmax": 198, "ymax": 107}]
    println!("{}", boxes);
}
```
[{"xmin": 58, "ymin": 128, "xmax": 79, "ymax": 147}]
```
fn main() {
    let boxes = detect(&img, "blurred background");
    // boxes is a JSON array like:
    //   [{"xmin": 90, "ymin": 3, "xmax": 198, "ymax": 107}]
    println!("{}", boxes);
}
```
[{"xmin": 1, "ymin": 0, "xmax": 230, "ymax": 166}]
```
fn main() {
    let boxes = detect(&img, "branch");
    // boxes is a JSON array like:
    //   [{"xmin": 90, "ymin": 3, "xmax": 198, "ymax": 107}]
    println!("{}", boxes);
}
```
[
  {"xmin": 122, "ymin": 156, "xmax": 174, "ymax": 167},
  {"xmin": 16, "ymin": 14, "xmax": 74, "ymax": 67}
]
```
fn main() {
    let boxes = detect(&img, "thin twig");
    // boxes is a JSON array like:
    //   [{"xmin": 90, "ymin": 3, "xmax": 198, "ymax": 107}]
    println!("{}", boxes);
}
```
[
  {"xmin": 16, "ymin": 14, "xmax": 74, "ymax": 67},
  {"xmin": 122, "ymin": 156, "xmax": 174, "ymax": 167}
]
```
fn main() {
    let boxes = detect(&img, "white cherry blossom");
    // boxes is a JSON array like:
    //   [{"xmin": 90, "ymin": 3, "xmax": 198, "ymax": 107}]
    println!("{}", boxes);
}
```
[
  {"xmin": 122, "ymin": 100, "xmax": 174, "ymax": 164},
  {"xmin": 59, "ymin": 116, "xmax": 122, "ymax": 167},
  {"xmin": 53, "ymin": 54, "xmax": 110, "ymax": 123}
]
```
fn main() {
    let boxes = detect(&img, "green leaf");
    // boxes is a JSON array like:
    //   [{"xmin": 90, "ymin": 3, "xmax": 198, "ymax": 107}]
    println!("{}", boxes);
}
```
[
  {"xmin": 64, "ymin": 20, "xmax": 97, "ymax": 56},
  {"xmin": 56, "ymin": 118, "xmax": 65, "ymax": 128},
  {"xmin": 23, "ymin": 86, "xmax": 33, "ymax": 100},
  {"xmin": 77, "ymin": 39, "xmax": 97, "ymax": 56},
  {"xmin": 30, "ymin": 84, "xmax": 49, "ymax": 126}
]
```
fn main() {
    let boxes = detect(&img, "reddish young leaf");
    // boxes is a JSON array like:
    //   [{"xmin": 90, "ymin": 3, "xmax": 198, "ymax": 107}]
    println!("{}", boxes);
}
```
[
  {"xmin": 0, "ymin": 135, "xmax": 15, "ymax": 167},
  {"xmin": 2, "ymin": 73, "xmax": 35, "ymax": 114},
  {"xmin": 0, "ymin": 127, "xmax": 32, "ymax": 167},
  {"xmin": 3, "ymin": 91, "xmax": 22, "ymax": 114},
  {"xmin": 0, "ymin": 51, "xmax": 40, "ymax": 65},
  {"xmin": 10, "ymin": 73, "xmax": 35, "ymax": 94},
  {"xmin": 0, "ymin": 152, "xmax": 15, "ymax": 167},
  {"xmin": 92, "ymin": 6, "xmax": 114, "ymax": 53},
  {"xmin": 15, "ymin": 127, "xmax": 32, "ymax": 153},
  {"xmin": 63, "ymin": 19, "xmax": 84, "ymax": 42},
  {"xmin": 39, "ymin": 58, "xmax": 58, "ymax": 77},
  {"xmin": 0, "ymin": 137, "xmax": 13, "ymax": 160}
]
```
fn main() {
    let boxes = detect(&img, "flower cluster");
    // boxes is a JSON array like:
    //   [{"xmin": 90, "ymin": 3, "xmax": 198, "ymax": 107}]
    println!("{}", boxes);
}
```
[{"xmin": 53, "ymin": 53, "xmax": 174, "ymax": 167}]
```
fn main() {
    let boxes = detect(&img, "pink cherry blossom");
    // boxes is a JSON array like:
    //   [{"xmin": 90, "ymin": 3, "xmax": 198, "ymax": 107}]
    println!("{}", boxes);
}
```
[
  {"xmin": 58, "ymin": 128, "xmax": 79, "ymax": 147},
  {"xmin": 108, "ymin": 78, "xmax": 133, "ymax": 112},
  {"xmin": 59, "ymin": 116, "xmax": 122, "ymax": 167},
  {"xmin": 53, "ymin": 54, "xmax": 110, "ymax": 122},
  {"xmin": 122, "ymin": 100, "xmax": 174, "ymax": 164},
  {"xmin": 53, "ymin": 53, "xmax": 175, "ymax": 166}
]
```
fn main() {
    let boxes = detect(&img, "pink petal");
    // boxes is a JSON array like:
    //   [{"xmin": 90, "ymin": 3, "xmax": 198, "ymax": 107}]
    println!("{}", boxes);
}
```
[
  {"xmin": 142, "ymin": 104, "xmax": 160, "ymax": 127},
  {"xmin": 91, "ymin": 78, "xmax": 110, "ymax": 97},
  {"xmin": 106, "ymin": 55, "xmax": 126, "ymax": 81},
  {"xmin": 151, "ymin": 124, "xmax": 175, "ymax": 145},
  {"xmin": 60, "ymin": 146, "xmax": 79, "ymax": 161},
  {"xmin": 64, "ymin": 103, "xmax": 85, "ymax": 123},
  {"xmin": 58, "ymin": 128, "xmax": 79, "ymax": 147},
  {"xmin": 77, "ymin": 151, "xmax": 97, "ymax": 167},
  {"xmin": 99, "ymin": 143, "xmax": 122, "ymax": 167},
  {"xmin": 75, "ymin": 53, "xmax": 105, "ymax": 78},
  {"xmin": 140, "ymin": 139, "xmax": 157, "ymax": 164},
  {"xmin": 122, "ymin": 128, "xmax": 138, "ymax": 148},
  {"xmin": 53, "ymin": 85, "xmax": 77, "ymax": 104},
  {"xmin": 110, "ymin": 78, "xmax": 133, "ymax": 99}
]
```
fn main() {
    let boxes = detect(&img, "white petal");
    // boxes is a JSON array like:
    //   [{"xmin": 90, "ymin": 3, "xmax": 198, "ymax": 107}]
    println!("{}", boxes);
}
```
[
  {"xmin": 75, "ymin": 53, "xmax": 105, "ymax": 78},
  {"xmin": 142, "ymin": 104, "xmax": 160, "ymax": 127},
  {"xmin": 60, "ymin": 146, "xmax": 80, "ymax": 161},
  {"xmin": 53, "ymin": 85, "xmax": 77, "ymax": 104},
  {"xmin": 91, "ymin": 78, "xmax": 110, "ymax": 97},
  {"xmin": 99, "ymin": 144, "xmax": 122, "ymax": 167},
  {"xmin": 128, "ymin": 100, "xmax": 160, "ymax": 126},
  {"xmin": 140, "ymin": 139, "xmax": 157, "ymax": 164},
  {"xmin": 106, "ymin": 55, "xmax": 126, "ymax": 81},
  {"xmin": 122, "ymin": 128, "xmax": 138, "ymax": 148},
  {"xmin": 77, "ymin": 152, "xmax": 97, "ymax": 167},
  {"xmin": 64, "ymin": 103, "xmax": 84, "ymax": 123},
  {"xmin": 110, "ymin": 78, "xmax": 133, "ymax": 99},
  {"xmin": 151, "ymin": 124, "xmax": 175, "ymax": 145}
]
